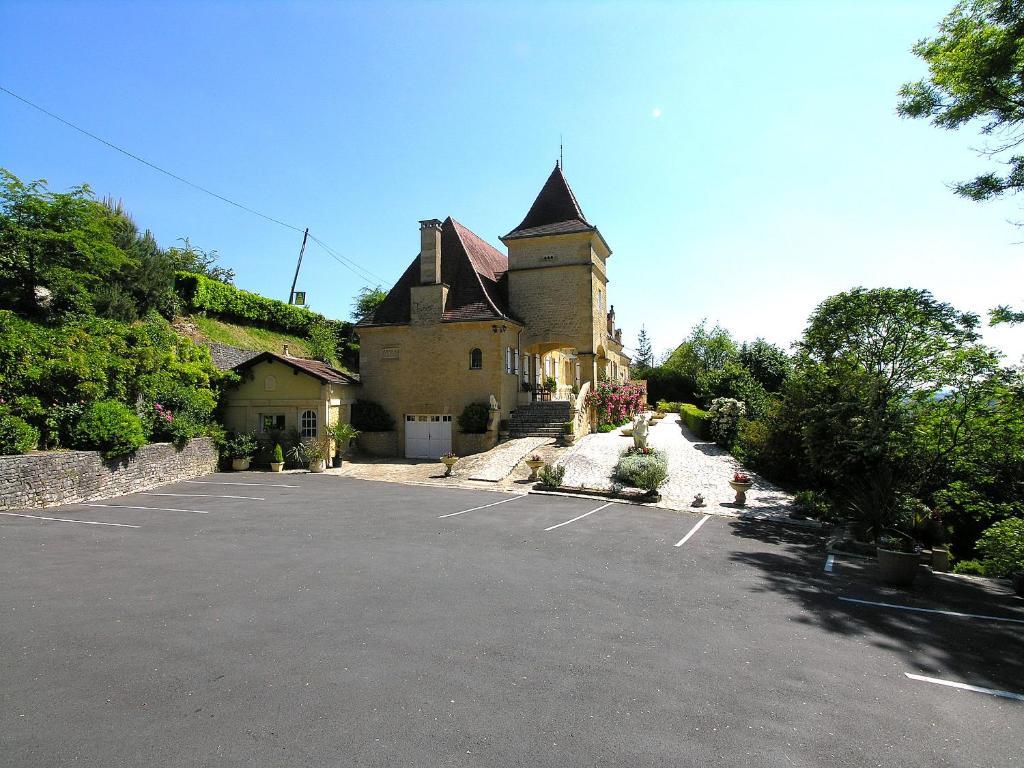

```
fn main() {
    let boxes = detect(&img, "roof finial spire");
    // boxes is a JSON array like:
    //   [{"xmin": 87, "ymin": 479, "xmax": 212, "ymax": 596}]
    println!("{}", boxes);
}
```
[{"xmin": 559, "ymin": 135, "xmax": 563, "ymax": 169}]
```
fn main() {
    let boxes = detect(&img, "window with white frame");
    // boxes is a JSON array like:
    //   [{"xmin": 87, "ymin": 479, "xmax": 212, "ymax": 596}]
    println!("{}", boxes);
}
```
[
  {"xmin": 505, "ymin": 346, "xmax": 514, "ymax": 374},
  {"xmin": 300, "ymin": 409, "xmax": 317, "ymax": 437},
  {"xmin": 260, "ymin": 414, "xmax": 285, "ymax": 433},
  {"xmin": 522, "ymin": 354, "xmax": 529, "ymax": 382}
]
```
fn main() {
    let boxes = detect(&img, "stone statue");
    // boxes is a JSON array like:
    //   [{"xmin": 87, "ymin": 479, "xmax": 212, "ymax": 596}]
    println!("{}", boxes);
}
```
[
  {"xmin": 632, "ymin": 414, "xmax": 649, "ymax": 451},
  {"xmin": 489, "ymin": 394, "xmax": 500, "ymax": 411}
]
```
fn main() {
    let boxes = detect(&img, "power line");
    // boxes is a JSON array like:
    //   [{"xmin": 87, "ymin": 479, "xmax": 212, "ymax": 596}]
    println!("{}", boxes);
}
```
[{"xmin": 0, "ymin": 83, "xmax": 388, "ymax": 289}]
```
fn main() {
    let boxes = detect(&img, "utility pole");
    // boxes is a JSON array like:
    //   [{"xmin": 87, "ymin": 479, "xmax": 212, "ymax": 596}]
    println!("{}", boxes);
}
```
[{"xmin": 288, "ymin": 228, "xmax": 309, "ymax": 304}]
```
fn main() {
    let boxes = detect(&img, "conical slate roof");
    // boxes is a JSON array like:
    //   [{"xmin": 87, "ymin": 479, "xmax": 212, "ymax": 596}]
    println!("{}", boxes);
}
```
[{"xmin": 503, "ymin": 163, "xmax": 596, "ymax": 239}]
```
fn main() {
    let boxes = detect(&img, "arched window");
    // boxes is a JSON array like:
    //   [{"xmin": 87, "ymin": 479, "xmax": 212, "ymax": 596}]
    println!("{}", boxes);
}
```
[
  {"xmin": 469, "ymin": 348, "xmax": 482, "ymax": 369},
  {"xmin": 300, "ymin": 409, "xmax": 317, "ymax": 437}
]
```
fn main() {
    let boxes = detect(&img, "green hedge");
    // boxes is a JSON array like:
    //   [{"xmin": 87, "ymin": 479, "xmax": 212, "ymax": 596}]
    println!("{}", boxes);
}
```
[
  {"xmin": 679, "ymin": 403, "xmax": 709, "ymax": 439},
  {"xmin": 175, "ymin": 271, "xmax": 346, "ymax": 337}
]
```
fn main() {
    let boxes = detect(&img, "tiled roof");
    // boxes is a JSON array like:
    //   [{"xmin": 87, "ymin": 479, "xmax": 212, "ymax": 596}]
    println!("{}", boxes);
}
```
[
  {"xmin": 503, "ymin": 163, "xmax": 594, "ymax": 240},
  {"xmin": 232, "ymin": 351, "xmax": 360, "ymax": 385},
  {"xmin": 358, "ymin": 217, "xmax": 518, "ymax": 327}
]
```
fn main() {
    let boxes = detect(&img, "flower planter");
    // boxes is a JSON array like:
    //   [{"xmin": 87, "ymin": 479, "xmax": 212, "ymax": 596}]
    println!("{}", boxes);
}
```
[
  {"xmin": 877, "ymin": 547, "xmax": 920, "ymax": 587},
  {"xmin": 728, "ymin": 480, "xmax": 753, "ymax": 506},
  {"xmin": 524, "ymin": 459, "xmax": 545, "ymax": 481},
  {"xmin": 441, "ymin": 456, "xmax": 458, "ymax": 477},
  {"xmin": 269, "ymin": 461, "xmax": 284, "ymax": 473},
  {"xmin": 308, "ymin": 460, "xmax": 326, "ymax": 473},
  {"xmin": 231, "ymin": 458, "xmax": 250, "ymax": 471}
]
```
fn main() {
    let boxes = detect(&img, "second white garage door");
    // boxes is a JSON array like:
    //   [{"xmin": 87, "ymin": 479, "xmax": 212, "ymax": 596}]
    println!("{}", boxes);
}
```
[{"xmin": 405, "ymin": 414, "xmax": 453, "ymax": 459}]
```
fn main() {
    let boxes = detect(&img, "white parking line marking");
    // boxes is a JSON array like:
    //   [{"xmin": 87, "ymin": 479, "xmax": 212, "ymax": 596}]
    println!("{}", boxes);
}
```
[
  {"xmin": 905, "ymin": 673, "xmax": 1024, "ymax": 702},
  {"xmin": 86, "ymin": 504, "xmax": 209, "ymax": 515},
  {"xmin": 545, "ymin": 502, "xmax": 615, "ymax": 532},
  {"xmin": 824, "ymin": 554, "xmax": 835, "ymax": 572},
  {"xmin": 839, "ymin": 597, "xmax": 1024, "ymax": 625},
  {"xmin": 0, "ymin": 512, "xmax": 140, "ymax": 528},
  {"xmin": 439, "ymin": 495, "xmax": 522, "ymax": 519},
  {"xmin": 141, "ymin": 492, "xmax": 265, "ymax": 501},
  {"xmin": 184, "ymin": 480, "xmax": 298, "ymax": 488},
  {"xmin": 674, "ymin": 514, "xmax": 711, "ymax": 547}
]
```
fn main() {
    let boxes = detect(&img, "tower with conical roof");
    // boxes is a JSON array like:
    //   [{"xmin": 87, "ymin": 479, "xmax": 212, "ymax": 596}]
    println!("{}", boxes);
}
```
[{"xmin": 500, "ymin": 162, "xmax": 615, "ymax": 388}]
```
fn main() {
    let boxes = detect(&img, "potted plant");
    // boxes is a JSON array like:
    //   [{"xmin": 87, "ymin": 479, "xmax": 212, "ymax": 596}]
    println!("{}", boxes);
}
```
[
  {"xmin": 544, "ymin": 376, "xmax": 557, "ymax": 396},
  {"xmin": 288, "ymin": 439, "xmax": 328, "ymax": 473},
  {"xmin": 729, "ymin": 471, "xmax": 753, "ymax": 506},
  {"xmin": 877, "ymin": 530, "xmax": 922, "ymax": 587},
  {"xmin": 227, "ymin": 432, "xmax": 258, "ymax": 471},
  {"xmin": 524, "ymin": 453, "xmax": 545, "ymax": 480},
  {"xmin": 326, "ymin": 422, "xmax": 360, "ymax": 468},
  {"xmin": 270, "ymin": 443, "xmax": 285, "ymax": 473},
  {"xmin": 440, "ymin": 451, "xmax": 458, "ymax": 477}
]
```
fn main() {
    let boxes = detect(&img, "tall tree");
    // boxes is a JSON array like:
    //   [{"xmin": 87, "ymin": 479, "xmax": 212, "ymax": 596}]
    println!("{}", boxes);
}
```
[
  {"xmin": 351, "ymin": 286, "xmax": 386, "ymax": 321},
  {"xmin": 634, "ymin": 325, "xmax": 653, "ymax": 368}
]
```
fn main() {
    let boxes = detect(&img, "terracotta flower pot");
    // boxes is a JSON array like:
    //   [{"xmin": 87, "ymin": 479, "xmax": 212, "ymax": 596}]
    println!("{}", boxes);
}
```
[
  {"xmin": 308, "ymin": 460, "xmax": 326, "ymax": 473},
  {"xmin": 877, "ymin": 547, "xmax": 920, "ymax": 587}
]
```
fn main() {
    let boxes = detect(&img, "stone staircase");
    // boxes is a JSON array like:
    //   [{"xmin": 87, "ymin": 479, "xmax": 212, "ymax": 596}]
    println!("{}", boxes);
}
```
[{"xmin": 509, "ymin": 401, "xmax": 572, "ymax": 439}]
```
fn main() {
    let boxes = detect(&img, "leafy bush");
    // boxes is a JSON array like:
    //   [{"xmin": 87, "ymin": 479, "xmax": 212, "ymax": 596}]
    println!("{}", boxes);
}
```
[
  {"xmin": 792, "ymin": 489, "xmax": 833, "ymax": 521},
  {"xmin": 614, "ymin": 447, "xmax": 669, "ymax": 492},
  {"xmin": 597, "ymin": 423, "xmax": 615, "ymax": 433},
  {"xmin": 679, "ymin": 403, "xmax": 709, "ymax": 438},
  {"xmin": 538, "ymin": 463, "xmax": 565, "ymax": 487},
  {"xmin": 458, "ymin": 402, "xmax": 490, "ymax": 433},
  {"xmin": 585, "ymin": 381, "xmax": 646, "ymax": 425},
  {"xmin": 74, "ymin": 399, "xmax": 146, "ymax": 459},
  {"xmin": 976, "ymin": 518, "xmax": 1024, "ymax": 577},
  {"xmin": 708, "ymin": 397, "xmax": 746, "ymax": 446},
  {"xmin": 952, "ymin": 559, "xmax": 986, "ymax": 576},
  {"xmin": 0, "ymin": 407, "xmax": 39, "ymax": 454},
  {"xmin": 351, "ymin": 399, "xmax": 395, "ymax": 431},
  {"xmin": 225, "ymin": 432, "xmax": 258, "ymax": 460},
  {"xmin": 175, "ymin": 271, "xmax": 349, "ymax": 339}
]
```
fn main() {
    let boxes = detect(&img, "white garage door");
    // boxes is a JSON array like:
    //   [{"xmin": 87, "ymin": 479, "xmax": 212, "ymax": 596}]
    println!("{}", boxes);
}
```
[{"xmin": 405, "ymin": 414, "xmax": 453, "ymax": 459}]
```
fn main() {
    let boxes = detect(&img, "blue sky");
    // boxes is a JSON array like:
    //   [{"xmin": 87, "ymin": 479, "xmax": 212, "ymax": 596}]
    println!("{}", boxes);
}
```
[{"xmin": 3, "ymin": 0, "xmax": 1022, "ymax": 362}]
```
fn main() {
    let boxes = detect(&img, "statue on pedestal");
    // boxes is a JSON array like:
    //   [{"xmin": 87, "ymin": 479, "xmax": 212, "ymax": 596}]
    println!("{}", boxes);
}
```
[{"xmin": 633, "ymin": 414, "xmax": 649, "ymax": 451}]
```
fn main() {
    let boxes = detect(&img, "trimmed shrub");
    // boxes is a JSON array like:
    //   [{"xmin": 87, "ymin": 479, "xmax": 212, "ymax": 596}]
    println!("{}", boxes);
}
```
[
  {"xmin": 351, "ymin": 400, "xmax": 395, "ymax": 432},
  {"xmin": 74, "ymin": 399, "xmax": 146, "ymax": 459},
  {"xmin": 952, "ymin": 559, "xmax": 986, "ymax": 576},
  {"xmin": 614, "ymin": 447, "xmax": 669, "ymax": 492},
  {"xmin": 273, "ymin": 443, "xmax": 284, "ymax": 463},
  {"xmin": 538, "ymin": 463, "xmax": 565, "ymax": 487},
  {"xmin": 597, "ymin": 423, "xmax": 615, "ymax": 433},
  {"xmin": 458, "ymin": 402, "xmax": 490, "ymax": 434},
  {"xmin": 679, "ymin": 403, "xmax": 709, "ymax": 439},
  {"xmin": 976, "ymin": 518, "xmax": 1024, "ymax": 577},
  {"xmin": 0, "ymin": 407, "xmax": 39, "ymax": 454}
]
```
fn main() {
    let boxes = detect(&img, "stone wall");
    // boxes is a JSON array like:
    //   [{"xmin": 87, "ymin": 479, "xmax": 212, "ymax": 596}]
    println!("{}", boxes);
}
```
[
  {"xmin": 356, "ymin": 430, "xmax": 399, "ymax": 457},
  {"xmin": 0, "ymin": 438, "xmax": 219, "ymax": 511}
]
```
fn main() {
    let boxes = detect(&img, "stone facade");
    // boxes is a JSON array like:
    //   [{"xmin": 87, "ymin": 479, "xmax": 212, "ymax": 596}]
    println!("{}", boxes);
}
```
[{"xmin": 0, "ymin": 438, "xmax": 219, "ymax": 511}]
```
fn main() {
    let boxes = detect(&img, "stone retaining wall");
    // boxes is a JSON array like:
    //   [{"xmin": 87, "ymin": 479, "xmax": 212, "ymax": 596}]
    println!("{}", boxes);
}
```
[
  {"xmin": 0, "ymin": 438, "xmax": 219, "ymax": 510},
  {"xmin": 356, "ymin": 431, "xmax": 399, "ymax": 457}
]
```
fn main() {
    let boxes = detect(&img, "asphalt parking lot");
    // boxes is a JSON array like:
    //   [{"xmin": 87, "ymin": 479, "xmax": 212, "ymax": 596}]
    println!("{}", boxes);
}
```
[{"xmin": 2, "ymin": 473, "xmax": 1021, "ymax": 767}]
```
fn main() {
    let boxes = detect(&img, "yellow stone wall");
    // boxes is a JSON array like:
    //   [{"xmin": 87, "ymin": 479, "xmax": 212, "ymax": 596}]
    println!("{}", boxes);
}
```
[
  {"xmin": 222, "ymin": 359, "xmax": 357, "ymax": 444},
  {"xmin": 357, "ymin": 320, "xmax": 523, "ymax": 456}
]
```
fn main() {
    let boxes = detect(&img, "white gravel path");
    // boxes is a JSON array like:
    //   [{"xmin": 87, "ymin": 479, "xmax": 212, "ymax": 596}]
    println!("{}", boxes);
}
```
[
  {"xmin": 556, "ymin": 413, "xmax": 795, "ymax": 519},
  {"xmin": 463, "ymin": 436, "xmax": 552, "ymax": 482}
]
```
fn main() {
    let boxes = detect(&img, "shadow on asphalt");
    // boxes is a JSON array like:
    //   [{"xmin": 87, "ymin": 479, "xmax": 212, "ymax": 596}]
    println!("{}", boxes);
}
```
[{"xmin": 726, "ymin": 519, "xmax": 1024, "ymax": 694}]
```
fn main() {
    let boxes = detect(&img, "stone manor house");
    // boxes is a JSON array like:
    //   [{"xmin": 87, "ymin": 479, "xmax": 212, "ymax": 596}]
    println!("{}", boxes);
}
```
[{"xmin": 355, "ymin": 163, "xmax": 632, "ymax": 459}]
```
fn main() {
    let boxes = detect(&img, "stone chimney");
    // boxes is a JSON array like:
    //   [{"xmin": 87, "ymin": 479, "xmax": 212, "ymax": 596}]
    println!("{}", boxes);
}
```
[
  {"xmin": 419, "ymin": 219, "xmax": 442, "ymax": 285},
  {"xmin": 607, "ymin": 304, "xmax": 616, "ymax": 335}
]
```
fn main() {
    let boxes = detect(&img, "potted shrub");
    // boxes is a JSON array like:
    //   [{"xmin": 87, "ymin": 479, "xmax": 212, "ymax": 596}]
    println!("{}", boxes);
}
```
[
  {"xmin": 270, "ymin": 443, "xmax": 285, "ymax": 473},
  {"xmin": 227, "ymin": 432, "xmax": 258, "ymax": 471},
  {"xmin": 728, "ymin": 471, "xmax": 753, "ymax": 506},
  {"xmin": 326, "ymin": 422, "xmax": 360, "ymax": 468},
  {"xmin": 877, "ymin": 530, "xmax": 921, "ymax": 587},
  {"xmin": 440, "ymin": 451, "xmax": 458, "ymax": 477},
  {"xmin": 524, "ymin": 453, "xmax": 545, "ymax": 480},
  {"xmin": 537, "ymin": 462, "xmax": 565, "ymax": 489},
  {"xmin": 288, "ymin": 439, "xmax": 328, "ymax": 473}
]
